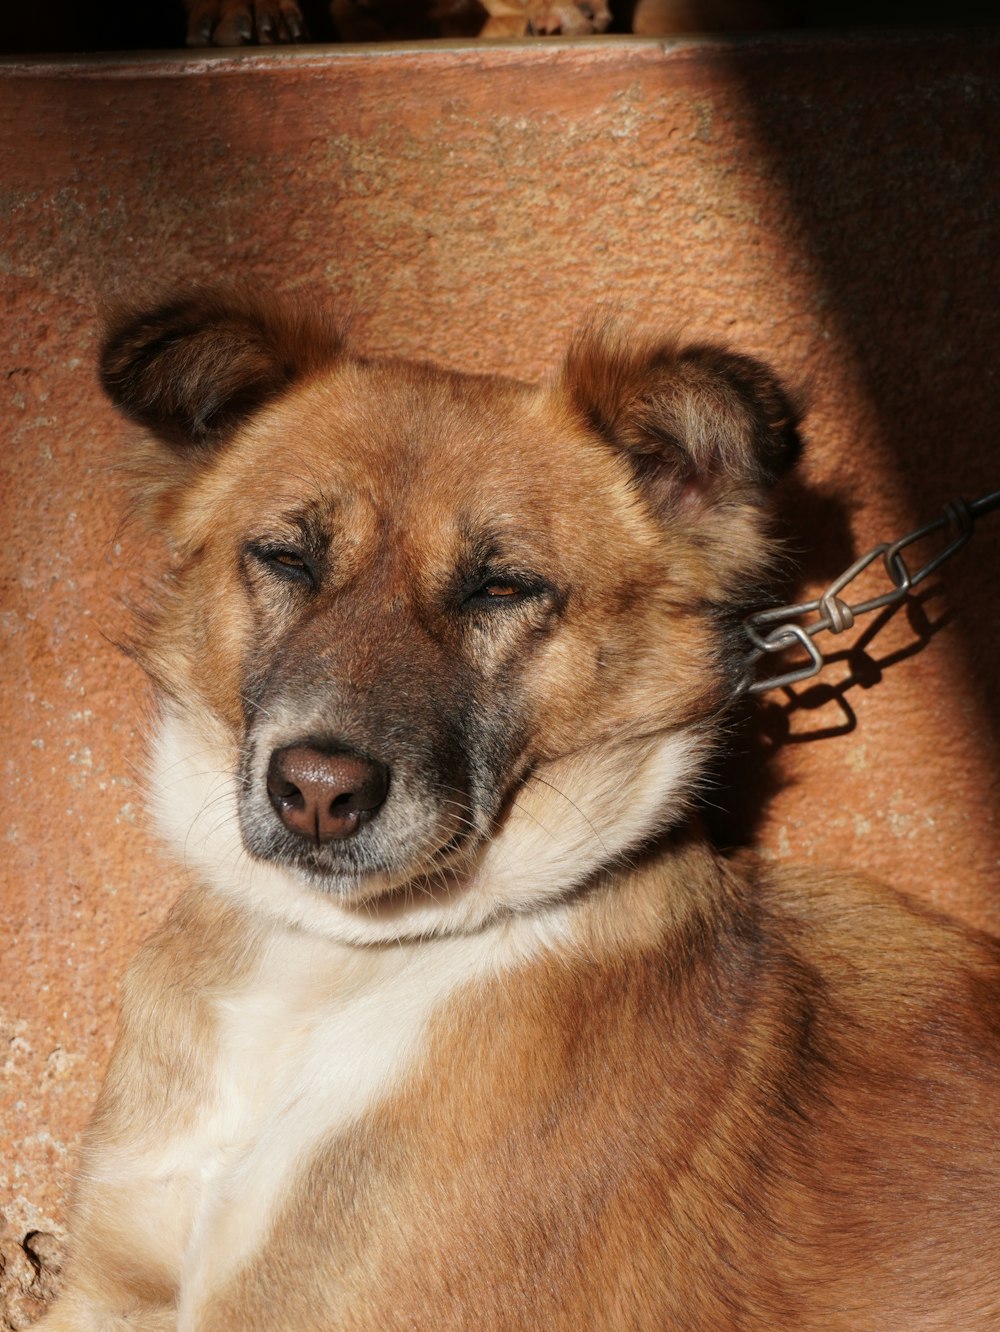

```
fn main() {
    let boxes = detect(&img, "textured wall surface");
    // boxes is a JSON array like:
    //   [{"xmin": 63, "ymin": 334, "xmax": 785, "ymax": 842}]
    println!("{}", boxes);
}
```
[{"xmin": 1, "ymin": 32, "xmax": 999, "ymax": 1313}]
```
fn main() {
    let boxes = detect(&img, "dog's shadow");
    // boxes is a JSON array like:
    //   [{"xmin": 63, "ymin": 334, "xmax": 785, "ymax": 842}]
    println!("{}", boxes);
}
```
[{"xmin": 700, "ymin": 476, "xmax": 954, "ymax": 849}]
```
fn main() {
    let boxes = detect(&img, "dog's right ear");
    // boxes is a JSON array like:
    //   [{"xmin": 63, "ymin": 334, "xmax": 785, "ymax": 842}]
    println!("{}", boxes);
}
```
[{"xmin": 100, "ymin": 289, "xmax": 343, "ymax": 452}]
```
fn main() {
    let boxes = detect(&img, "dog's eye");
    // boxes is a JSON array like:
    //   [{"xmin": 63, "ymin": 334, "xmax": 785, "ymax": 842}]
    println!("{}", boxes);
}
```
[
  {"xmin": 271, "ymin": 550, "xmax": 307, "ymax": 572},
  {"xmin": 248, "ymin": 544, "xmax": 316, "ymax": 588},
  {"xmin": 463, "ymin": 575, "xmax": 546, "ymax": 611},
  {"xmin": 465, "ymin": 580, "xmax": 525, "ymax": 608}
]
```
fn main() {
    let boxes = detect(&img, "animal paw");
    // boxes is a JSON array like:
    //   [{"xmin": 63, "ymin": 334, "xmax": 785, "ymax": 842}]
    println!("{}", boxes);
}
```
[
  {"xmin": 186, "ymin": 0, "xmax": 308, "ymax": 45},
  {"xmin": 528, "ymin": 1, "xmax": 612, "ymax": 34}
]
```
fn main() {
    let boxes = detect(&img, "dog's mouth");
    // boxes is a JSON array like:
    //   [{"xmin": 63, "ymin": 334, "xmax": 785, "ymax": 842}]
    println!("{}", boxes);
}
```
[{"xmin": 253, "ymin": 817, "xmax": 483, "ymax": 897}]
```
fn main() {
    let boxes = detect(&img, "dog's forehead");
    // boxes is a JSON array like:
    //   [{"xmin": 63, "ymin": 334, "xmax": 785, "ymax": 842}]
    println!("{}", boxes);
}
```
[{"xmin": 229, "ymin": 356, "xmax": 632, "ymax": 536}]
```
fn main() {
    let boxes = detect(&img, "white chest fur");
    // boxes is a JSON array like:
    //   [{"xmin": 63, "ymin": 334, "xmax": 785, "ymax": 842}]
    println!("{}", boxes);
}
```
[{"xmin": 167, "ymin": 915, "xmax": 556, "ymax": 1326}]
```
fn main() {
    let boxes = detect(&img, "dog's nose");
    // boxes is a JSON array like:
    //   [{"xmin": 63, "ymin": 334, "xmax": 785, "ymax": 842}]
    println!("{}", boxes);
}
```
[{"xmin": 266, "ymin": 743, "xmax": 390, "ymax": 843}]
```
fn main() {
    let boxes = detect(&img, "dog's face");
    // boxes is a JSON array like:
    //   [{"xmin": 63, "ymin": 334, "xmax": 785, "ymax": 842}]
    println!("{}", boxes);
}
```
[{"xmin": 101, "ymin": 293, "xmax": 798, "ymax": 941}]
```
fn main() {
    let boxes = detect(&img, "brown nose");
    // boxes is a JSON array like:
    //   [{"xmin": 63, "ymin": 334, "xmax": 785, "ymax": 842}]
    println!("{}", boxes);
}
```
[{"xmin": 266, "ymin": 743, "xmax": 390, "ymax": 843}]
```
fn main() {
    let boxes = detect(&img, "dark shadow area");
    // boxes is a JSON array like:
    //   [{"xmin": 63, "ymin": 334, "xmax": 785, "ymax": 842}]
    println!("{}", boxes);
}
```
[
  {"xmin": 710, "ymin": 26, "xmax": 1000, "ymax": 844},
  {"xmin": 766, "ymin": 471, "xmax": 859, "ymax": 592},
  {"xmin": 2, "ymin": 0, "xmax": 335, "ymax": 53},
  {"xmin": 706, "ymin": 584, "xmax": 958, "ymax": 847},
  {"xmin": 5, "ymin": 1, "xmax": 185, "ymax": 53}
]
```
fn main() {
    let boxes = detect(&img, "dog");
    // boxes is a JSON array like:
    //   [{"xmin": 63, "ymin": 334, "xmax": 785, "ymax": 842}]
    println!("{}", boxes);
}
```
[{"xmin": 36, "ymin": 290, "xmax": 1000, "ymax": 1330}]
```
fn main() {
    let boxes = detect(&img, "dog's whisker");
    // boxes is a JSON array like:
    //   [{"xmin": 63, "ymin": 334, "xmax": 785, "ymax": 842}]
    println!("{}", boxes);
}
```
[{"xmin": 523, "ymin": 772, "xmax": 611, "ymax": 857}]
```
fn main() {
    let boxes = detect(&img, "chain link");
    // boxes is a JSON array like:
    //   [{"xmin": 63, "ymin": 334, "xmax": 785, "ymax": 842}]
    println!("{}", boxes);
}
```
[{"xmin": 738, "ymin": 488, "xmax": 1000, "ymax": 696}]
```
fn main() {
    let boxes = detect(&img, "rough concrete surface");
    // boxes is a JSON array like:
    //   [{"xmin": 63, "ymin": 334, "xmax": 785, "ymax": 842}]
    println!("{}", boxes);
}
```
[{"xmin": 1, "ymin": 32, "xmax": 998, "ymax": 1315}]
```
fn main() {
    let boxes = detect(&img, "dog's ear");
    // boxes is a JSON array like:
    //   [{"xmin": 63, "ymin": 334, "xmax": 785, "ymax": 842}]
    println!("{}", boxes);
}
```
[
  {"xmin": 100, "ymin": 289, "xmax": 343, "ymax": 452},
  {"xmin": 559, "ymin": 320, "xmax": 802, "ymax": 512}
]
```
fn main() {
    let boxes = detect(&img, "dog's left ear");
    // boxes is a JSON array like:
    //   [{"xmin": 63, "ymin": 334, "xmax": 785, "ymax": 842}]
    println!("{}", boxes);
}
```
[
  {"xmin": 100, "ymin": 288, "xmax": 345, "ymax": 543},
  {"xmin": 558, "ymin": 320, "xmax": 802, "ymax": 512},
  {"xmin": 99, "ymin": 288, "xmax": 343, "ymax": 453}
]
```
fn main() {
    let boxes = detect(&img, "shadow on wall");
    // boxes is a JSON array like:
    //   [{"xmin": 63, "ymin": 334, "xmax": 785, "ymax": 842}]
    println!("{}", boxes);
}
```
[{"xmin": 704, "ymin": 28, "xmax": 1000, "ymax": 846}]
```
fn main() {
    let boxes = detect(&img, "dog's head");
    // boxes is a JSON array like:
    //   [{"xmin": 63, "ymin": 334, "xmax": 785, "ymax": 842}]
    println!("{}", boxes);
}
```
[{"xmin": 101, "ymin": 291, "xmax": 799, "ymax": 941}]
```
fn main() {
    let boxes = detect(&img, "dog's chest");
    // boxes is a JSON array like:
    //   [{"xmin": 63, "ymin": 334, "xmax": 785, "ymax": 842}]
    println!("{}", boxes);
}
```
[
  {"xmin": 174, "ymin": 921, "xmax": 542, "ymax": 1322},
  {"xmin": 203, "ymin": 938, "xmax": 439, "ymax": 1171}
]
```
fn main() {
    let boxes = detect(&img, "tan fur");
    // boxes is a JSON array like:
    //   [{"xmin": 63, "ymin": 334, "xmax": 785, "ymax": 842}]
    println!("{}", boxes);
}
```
[
  {"xmin": 225, "ymin": 853, "xmax": 1000, "ymax": 1332},
  {"xmin": 37, "ymin": 294, "xmax": 1000, "ymax": 1330}
]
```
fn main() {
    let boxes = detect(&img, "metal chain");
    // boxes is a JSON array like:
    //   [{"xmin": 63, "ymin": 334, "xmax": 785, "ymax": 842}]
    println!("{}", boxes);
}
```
[{"xmin": 739, "ymin": 488, "xmax": 1000, "ymax": 697}]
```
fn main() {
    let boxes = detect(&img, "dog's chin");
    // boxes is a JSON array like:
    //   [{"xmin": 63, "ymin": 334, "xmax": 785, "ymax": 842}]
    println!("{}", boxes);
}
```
[{"xmin": 248, "ymin": 832, "xmax": 485, "ymax": 911}]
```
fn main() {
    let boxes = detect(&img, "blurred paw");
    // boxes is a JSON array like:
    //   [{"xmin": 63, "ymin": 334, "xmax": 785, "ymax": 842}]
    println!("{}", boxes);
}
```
[{"xmin": 186, "ymin": 0, "xmax": 308, "ymax": 46}]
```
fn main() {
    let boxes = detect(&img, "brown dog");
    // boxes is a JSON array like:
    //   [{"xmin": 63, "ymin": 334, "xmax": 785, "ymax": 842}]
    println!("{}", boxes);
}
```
[{"xmin": 37, "ymin": 291, "xmax": 1000, "ymax": 1330}]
